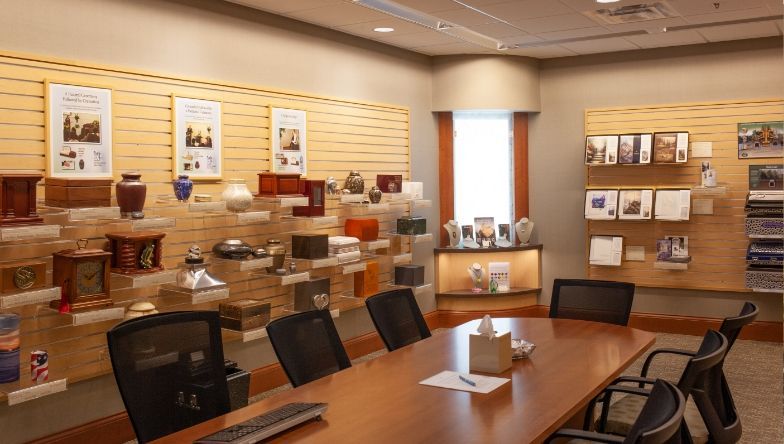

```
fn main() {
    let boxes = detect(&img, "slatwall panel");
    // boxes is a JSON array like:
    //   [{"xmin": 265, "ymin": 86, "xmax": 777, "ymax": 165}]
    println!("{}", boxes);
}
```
[
  {"xmin": 0, "ymin": 52, "xmax": 412, "ymax": 400},
  {"xmin": 585, "ymin": 98, "xmax": 784, "ymax": 292}
]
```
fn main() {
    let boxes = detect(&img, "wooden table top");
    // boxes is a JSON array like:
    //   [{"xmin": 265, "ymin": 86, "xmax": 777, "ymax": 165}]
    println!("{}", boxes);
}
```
[{"xmin": 153, "ymin": 318, "xmax": 655, "ymax": 444}]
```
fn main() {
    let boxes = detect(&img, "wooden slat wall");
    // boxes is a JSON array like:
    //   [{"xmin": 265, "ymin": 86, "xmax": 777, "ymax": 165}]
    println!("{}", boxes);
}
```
[
  {"xmin": 0, "ymin": 52, "xmax": 411, "ymax": 400},
  {"xmin": 585, "ymin": 98, "xmax": 784, "ymax": 292}
]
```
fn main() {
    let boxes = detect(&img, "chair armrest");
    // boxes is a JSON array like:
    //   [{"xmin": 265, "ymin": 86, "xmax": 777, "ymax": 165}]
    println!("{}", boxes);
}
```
[
  {"xmin": 611, "ymin": 375, "xmax": 657, "ymax": 387},
  {"xmin": 545, "ymin": 428, "xmax": 625, "ymax": 443},
  {"xmin": 595, "ymin": 385, "xmax": 652, "ymax": 432},
  {"xmin": 640, "ymin": 348, "xmax": 695, "ymax": 379}
]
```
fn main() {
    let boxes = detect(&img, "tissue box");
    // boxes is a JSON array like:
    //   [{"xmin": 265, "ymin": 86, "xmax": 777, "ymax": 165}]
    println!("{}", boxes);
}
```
[
  {"xmin": 469, "ymin": 331, "xmax": 512, "ymax": 374},
  {"xmin": 394, "ymin": 265, "xmax": 424, "ymax": 287},
  {"xmin": 292, "ymin": 234, "xmax": 328, "ymax": 260},
  {"xmin": 397, "ymin": 217, "xmax": 426, "ymax": 235},
  {"xmin": 294, "ymin": 277, "xmax": 331, "ymax": 311},
  {"xmin": 345, "ymin": 218, "xmax": 379, "ymax": 241}
]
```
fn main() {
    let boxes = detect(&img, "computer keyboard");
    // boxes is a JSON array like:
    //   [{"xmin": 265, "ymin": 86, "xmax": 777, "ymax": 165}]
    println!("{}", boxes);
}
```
[{"xmin": 194, "ymin": 402, "xmax": 328, "ymax": 444}]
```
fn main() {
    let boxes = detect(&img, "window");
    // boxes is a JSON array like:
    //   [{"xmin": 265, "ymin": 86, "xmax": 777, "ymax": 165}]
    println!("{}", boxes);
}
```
[{"xmin": 452, "ymin": 111, "xmax": 514, "ymax": 233}]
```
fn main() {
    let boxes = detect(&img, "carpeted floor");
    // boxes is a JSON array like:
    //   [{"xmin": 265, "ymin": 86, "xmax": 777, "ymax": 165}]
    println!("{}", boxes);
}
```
[{"xmin": 250, "ymin": 331, "xmax": 783, "ymax": 443}]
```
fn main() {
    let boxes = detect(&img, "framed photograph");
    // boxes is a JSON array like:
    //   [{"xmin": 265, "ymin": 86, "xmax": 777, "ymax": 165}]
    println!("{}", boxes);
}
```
[
  {"xmin": 45, "ymin": 80, "xmax": 113, "ymax": 178},
  {"xmin": 618, "ymin": 133, "xmax": 652, "ymax": 164},
  {"xmin": 172, "ymin": 96, "xmax": 222, "ymax": 180},
  {"xmin": 653, "ymin": 132, "xmax": 688, "ymax": 164},
  {"xmin": 271, "ymin": 107, "xmax": 307, "ymax": 175},
  {"xmin": 665, "ymin": 235, "xmax": 689, "ymax": 257},
  {"xmin": 584, "ymin": 189, "xmax": 618, "ymax": 220},
  {"xmin": 749, "ymin": 164, "xmax": 784, "ymax": 191},
  {"xmin": 377, "ymin": 174, "xmax": 403, "ymax": 193},
  {"xmin": 738, "ymin": 121, "xmax": 784, "ymax": 159},
  {"xmin": 461, "ymin": 225, "xmax": 474, "ymax": 241},
  {"xmin": 618, "ymin": 189, "xmax": 653, "ymax": 220},
  {"xmin": 656, "ymin": 239, "xmax": 672, "ymax": 261},
  {"xmin": 585, "ymin": 135, "xmax": 619, "ymax": 165},
  {"xmin": 474, "ymin": 217, "xmax": 496, "ymax": 247},
  {"xmin": 498, "ymin": 224, "xmax": 510, "ymax": 242}
]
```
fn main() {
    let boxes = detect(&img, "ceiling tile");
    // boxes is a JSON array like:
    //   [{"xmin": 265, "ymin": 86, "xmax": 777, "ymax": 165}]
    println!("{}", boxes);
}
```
[
  {"xmin": 227, "ymin": 0, "xmax": 343, "ymax": 14},
  {"xmin": 336, "ymin": 18, "xmax": 429, "ymax": 37},
  {"xmin": 394, "ymin": 0, "xmax": 464, "ymax": 13},
  {"xmin": 436, "ymin": 7, "xmax": 498, "ymax": 26},
  {"xmin": 697, "ymin": 20, "xmax": 781, "ymax": 42},
  {"xmin": 560, "ymin": 36, "xmax": 640, "ymax": 54},
  {"xmin": 501, "ymin": 34, "xmax": 545, "ymax": 45},
  {"xmin": 668, "ymin": 0, "xmax": 765, "ymax": 16},
  {"xmin": 536, "ymin": 26, "xmax": 610, "ymax": 41},
  {"xmin": 506, "ymin": 44, "xmax": 578, "ymax": 58},
  {"xmin": 625, "ymin": 29, "xmax": 706, "ymax": 48},
  {"xmin": 682, "ymin": 7, "xmax": 775, "ymax": 25},
  {"xmin": 602, "ymin": 17, "xmax": 689, "ymax": 33},
  {"xmin": 413, "ymin": 41, "xmax": 496, "ymax": 55},
  {"xmin": 467, "ymin": 21, "xmax": 526, "ymax": 38},
  {"xmin": 284, "ymin": 3, "xmax": 390, "ymax": 27},
  {"xmin": 479, "ymin": 0, "xmax": 574, "ymax": 21},
  {"xmin": 372, "ymin": 30, "xmax": 460, "ymax": 47},
  {"xmin": 510, "ymin": 13, "xmax": 601, "ymax": 33}
]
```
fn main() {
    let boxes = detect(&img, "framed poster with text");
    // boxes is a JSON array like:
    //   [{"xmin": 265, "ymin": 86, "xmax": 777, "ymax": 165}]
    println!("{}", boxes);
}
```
[
  {"xmin": 172, "ymin": 96, "xmax": 222, "ymax": 180},
  {"xmin": 270, "ymin": 107, "xmax": 307, "ymax": 175},
  {"xmin": 45, "ymin": 81, "xmax": 113, "ymax": 178}
]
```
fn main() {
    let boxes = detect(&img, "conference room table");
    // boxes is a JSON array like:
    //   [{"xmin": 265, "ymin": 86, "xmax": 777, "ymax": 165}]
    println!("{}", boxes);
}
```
[{"xmin": 154, "ymin": 317, "xmax": 656, "ymax": 443}]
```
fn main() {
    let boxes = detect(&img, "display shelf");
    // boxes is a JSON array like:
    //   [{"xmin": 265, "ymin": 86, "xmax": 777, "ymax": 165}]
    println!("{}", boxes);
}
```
[
  {"xmin": 361, "ymin": 238, "xmax": 390, "ymax": 251},
  {"xmin": 436, "ymin": 287, "xmax": 540, "ymax": 297},
  {"xmin": 0, "ymin": 287, "xmax": 60, "ymax": 309},
  {"xmin": 332, "ymin": 251, "xmax": 362, "ymax": 264},
  {"xmin": 691, "ymin": 185, "xmax": 728, "ymax": 196},
  {"xmin": 112, "ymin": 270, "xmax": 177, "ymax": 289},
  {"xmin": 389, "ymin": 232, "xmax": 433, "ymax": 244},
  {"xmin": 69, "ymin": 307, "xmax": 125, "ymax": 326},
  {"xmin": 408, "ymin": 199, "xmax": 432, "ymax": 209},
  {"xmin": 255, "ymin": 196, "xmax": 308, "ymax": 207},
  {"xmin": 132, "ymin": 217, "xmax": 176, "ymax": 231},
  {"xmin": 751, "ymin": 288, "xmax": 783, "ymax": 293},
  {"xmin": 0, "ymin": 225, "xmax": 61, "ymax": 242},
  {"xmin": 212, "ymin": 256, "xmax": 273, "ymax": 272},
  {"xmin": 3, "ymin": 378, "xmax": 68, "ymax": 406},
  {"xmin": 222, "ymin": 326, "xmax": 268, "ymax": 343},
  {"xmin": 384, "ymin": 282, "xmax": 432, "ymax": 296},
  {"xmin": 188, "ymin": 201, "xmax": 227, "ymax": 212},
  {"xmin": 295, "ymin": 256, "xmax": 339, "ymax": 270},
  {"xmin": 234, "ymin": 211, "xmax": 271, "ymax": 224},
  {"xmin": 653, "ymin": 261, "xmax": 689, "ymax": 271},
  {"xmin": 280, "ymin": 215, "xmax": 338, "ymax": 228},
  {"xmin": 747, "ymin": 234, "xmax": 784, "ymax": 239},
  {"xmin": 383, "ymin": 193, "xmax": 412, "ymax": 202},
  {"xmin": 339, "ymin": 194, "xmax": 364, "ymax": 204},
  {"xmin": 339, "ymin": 202, "xmax": 389, "ymax": 214},
  {"xmin": 281, "ymin": 306, "xmax": 340, "ymax": 318},
  {"xmin": 341, "ymin": 261, "xmax": 367, "ymax": 275},
  {"xmin": 253, "ymin": 271, "xmax": 311, "ymax": 286},
  {"xmin": 392, "ymin": 253, "xmax": 413, "ymax": 264},
  {"xmin": 66, "ymin": 207, "xmax": 121, "ymax": 221},
  {"xmin": 158, "ymin": 286, "xmax": 231, "ymax": 304},
  {"xmin": 434, "ymin": 244, "xmax": 543, "ymax": 254}
]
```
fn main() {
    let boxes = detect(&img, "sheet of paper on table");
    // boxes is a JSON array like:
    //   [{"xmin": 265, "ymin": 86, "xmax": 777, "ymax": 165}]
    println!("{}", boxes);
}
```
[{"xmin": 419, "ymin": 370, "xmax": 510, "ymax": 394}]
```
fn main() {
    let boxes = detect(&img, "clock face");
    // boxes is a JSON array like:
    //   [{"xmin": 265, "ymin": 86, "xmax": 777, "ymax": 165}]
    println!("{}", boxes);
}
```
[
  {"xmin": 13, "ymin": 266, "xmax": 37, "ymax": 289},
  {"xmin": 76, "ymin": 261, "xmax": 105, "ymax": 296}
]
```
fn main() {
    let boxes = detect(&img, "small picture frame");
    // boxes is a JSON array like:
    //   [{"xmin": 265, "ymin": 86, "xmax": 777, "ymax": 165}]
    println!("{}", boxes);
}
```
[
  {"xmin": 473, "ymin": 217, "xmax": 496, "ymax": 248},
  {"xmin": 653, "ymin": 132, "xmax": 689, "ymax": 164},
  {"xmin": 618, "ymin": 133, "xmax": 652, "ymax": 164},
  {"xmin": 461, "ymin": 225, "xmax": 474, "ymax": 241},
  {"xmin": 585, "ymin": 135, "xmax": 619, "ymax": 165}
]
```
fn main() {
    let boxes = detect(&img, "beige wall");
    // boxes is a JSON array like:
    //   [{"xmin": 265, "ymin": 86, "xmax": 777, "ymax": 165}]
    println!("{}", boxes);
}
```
[
  {"xmin": 432, "ymin": 55, "xmax": 541, "ymax": 111},
  {"xmin": 0, "ymin": 0, "xmax": 437, "ymax": 442},
  {"xmin": 529, "ymin": 37, "xmax": 784, "ymax": 322}
]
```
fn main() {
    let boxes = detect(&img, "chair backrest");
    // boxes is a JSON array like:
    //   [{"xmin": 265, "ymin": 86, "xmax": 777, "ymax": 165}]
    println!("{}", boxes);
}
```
[
  {"xmin": 718, "ymin": 301, "xmax": 758, "ymax": 353},
  {"xmin": 625, "ymin": 380, "xmax": 687, "ymax": 444},
  {"xmin": 266, "ymin": 309, "xmax": 351, "ymax": 387},
  {"xmin": 365, "ymin": 288, "xmax": 432, "ymax": 351},
  {"xmin": 106, "ymin": 311, "xmax": 230, "ymax": 443},
  {"xmin": 675, "ymin": 330, "xmax": 728, "ymax": 397},
  {"xmin": 549, "ymin": 279, "xmax": 635, "ymax": 326}
]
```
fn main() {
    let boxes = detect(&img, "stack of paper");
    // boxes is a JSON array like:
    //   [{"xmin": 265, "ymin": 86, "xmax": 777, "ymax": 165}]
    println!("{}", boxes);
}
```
[
  {"xmin": 655, "ymin": 189, "xmax": 691, "ymax": 221},
  {"xmin": 419, "ymin": 371, "xmax": 509, "ymax": 394},
  {"xmin": 590, "ymin": 235, "xmax": 623, "ymax": 266}
]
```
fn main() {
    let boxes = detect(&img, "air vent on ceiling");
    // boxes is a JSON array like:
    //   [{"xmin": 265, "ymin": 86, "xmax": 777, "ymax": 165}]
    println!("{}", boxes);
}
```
[{"xmin": 584, "ymin": 2, "xmax": 678, "ymax": 25}]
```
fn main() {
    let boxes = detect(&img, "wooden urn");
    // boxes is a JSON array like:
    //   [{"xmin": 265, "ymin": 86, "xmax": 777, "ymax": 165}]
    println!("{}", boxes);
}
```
[
  {"xmin": 105, "ymin": 231, "xmax": 165, "ymax": 274},
  {"xmin": 0, "ymin": 173, "xmax": 43, "ymax": 226}
]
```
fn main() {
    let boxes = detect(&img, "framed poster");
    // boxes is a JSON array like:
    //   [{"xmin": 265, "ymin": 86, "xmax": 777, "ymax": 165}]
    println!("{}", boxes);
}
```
[
  {"xmin": 618, "ymin": 189, "xmax": 653, "ymax": 220},
  {"xmin": 172, "ymin": 96, "xmax": 222, "ymax": 180},
  {"xmin": 653, "ymin": 132, "xmax": 688, "ymax": 163},
  {"xmin": 585, "ymin": 135, "xmax": 619, "ymax": 165},
  {"xmin": 473, "ymin": 217, "xmax": 496, "ymax": 247},
  {"xmin": 738, "ymin": 121, "xmax": 784, "ymax": 159},
  {"xmin": 45, "ymin": 81, "xmax": 113, "ymax": 178},
  {"xmin": 584, "ymin": 189, "xmax": 618, "ymax": 220},
  {"xmin": 749, "ymin": 164, "xmax": 784, "ymax": 191},
  {"xmin": 618, "ymin": 133, "xmax": 652, "ymax": 164},
  {"xmin": 270, "ymin": 107, "xmax": 307, "ymax": 175}
]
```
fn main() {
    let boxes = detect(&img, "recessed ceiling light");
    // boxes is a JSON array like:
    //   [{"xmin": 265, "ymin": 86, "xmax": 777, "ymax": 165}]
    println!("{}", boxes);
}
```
[
  {"xmin": 596, "ymin": 0, "xmax": 621, "ymax": 3},
  {"xmin": 373, "ymin": 27, "xmax": 395, "ymax": 33}
]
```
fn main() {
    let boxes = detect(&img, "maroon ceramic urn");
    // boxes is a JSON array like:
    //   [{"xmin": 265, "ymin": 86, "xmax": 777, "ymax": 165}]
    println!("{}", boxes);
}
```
[{"xmin": 116, "ymin": 172, "xmax": 146, "ymax": 219}]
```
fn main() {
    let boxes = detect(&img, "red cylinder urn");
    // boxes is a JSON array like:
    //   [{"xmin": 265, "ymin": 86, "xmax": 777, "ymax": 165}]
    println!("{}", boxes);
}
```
[{"xmin": 116, "ymin": 172, "xmax": 146, "ymax": 219}]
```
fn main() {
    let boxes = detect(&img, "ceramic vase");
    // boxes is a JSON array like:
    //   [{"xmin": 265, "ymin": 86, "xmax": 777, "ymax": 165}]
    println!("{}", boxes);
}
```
[
  {"xmin": 344, "ymin": 170, "xmax": 364, "ymax": 194},
  {"xmin": 222, "ymin": 179, "xmax": 253, "ymax": 212},
  {"xmin": 264, "ymin": 239, "xmax": 286, "ymax": 273},
  {"xmin": 368, "ymin": 186, "xmax": 382, "ymax": 204},
  {"xmin": 116, "ymin": 172, "xmax": 146, "ymax": 219},
  {"xmin": 212, "ymin": 239, "xmax": 252, "ymax": 260},
  {"xmin": 173, "ymin": 175, "xmax": 193, "ymax": 202}
]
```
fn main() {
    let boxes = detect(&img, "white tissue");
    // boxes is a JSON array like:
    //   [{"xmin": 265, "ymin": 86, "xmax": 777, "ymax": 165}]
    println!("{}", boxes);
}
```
[{"xmin": 477, "ymin": 314, "xmax": 495, "ymax": 339}]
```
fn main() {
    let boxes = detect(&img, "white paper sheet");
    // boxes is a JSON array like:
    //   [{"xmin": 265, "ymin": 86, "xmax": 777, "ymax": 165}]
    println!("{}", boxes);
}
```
[
  {"xmin": 590, "ymin": 235, "xmax": 623, "ymax": 266},
  {"xmin": 655, "ymin": 189, "xmax": 691, "ymax": 221},
  {"xmin": 419, "ymin": 371, "xmax": 510, "ymax": 394},
  {"xmin": 625, "ymin": 246, "xmax": 646, "ymax": 261},
  {"xmin": 691, "ymin": 141, "xmax": 713, "ymax": 158}
]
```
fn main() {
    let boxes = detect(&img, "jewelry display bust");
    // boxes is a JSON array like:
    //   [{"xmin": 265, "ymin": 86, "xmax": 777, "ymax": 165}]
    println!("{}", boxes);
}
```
[
  {"xmin": 515, "ymin": 218, "xmax": 534, "ymax": 245},
  {"xmin": 443, "ymin": 220, "xmax": 460, "ymax": 247}
]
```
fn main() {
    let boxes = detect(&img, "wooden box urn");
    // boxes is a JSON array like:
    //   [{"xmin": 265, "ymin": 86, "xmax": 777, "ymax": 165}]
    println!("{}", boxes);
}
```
[
  {"xmin": 219, "ymin": 299, "xmax": 271, "ymax": 331},
  {"xmin": 354, "ymin": 260, "xmax": 379, "ymax": 298},
  {"xmin": 345, "ymin": 218, "xmax": 379, "ymax": 241},
  {"xmin": 105, "ymin": 231, "xmax": 165, "ymax": 274},
  {"xmin": 256, "ymin": 173, "xmax": 302, "ymax": 197},
  {"xmin": 0, "ymin": 261, "xmax": 46, "ymax": 294},
  {"xmin": 292, "ymin": 180, "xmax": 325, "ymax": 217},
  {"xmin": 292, "ymin": 234, "xmax": 328, "ymax": 260},
  {"xmin": 51, "ymin": 240, "xmax": 113, "ymax": 312},
  {"xmin": 394, "ymin": 265, "xmax": 425, "ymax": 287},
  {"xmin": 397, "ymin": 216, "xmax": 426, "ymax": 235},
  {"xmin": 294, "ymin": 277, "xmax": 330, "ymax": 312},
  {"xmin": 0, "ymin": 173, "xmax": 43, "ymax": 226},
  {"xmin": 44, "ymin": 178, "xmax": 112, "ymax": 208}
]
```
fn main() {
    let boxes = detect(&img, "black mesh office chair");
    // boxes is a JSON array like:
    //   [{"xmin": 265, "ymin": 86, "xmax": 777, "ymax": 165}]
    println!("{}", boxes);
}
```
[
  {"xmin": 106, "ymin": 311, "xmax": 231, "ymax": 443},
  {"xmin": 365, "ymin": 288, "xmax": 431, "ymax": 351},
  {"xmin": 549, "ymin": 278, "xmax": 636, "ymax": 326},
  {"xmin": 547, "ymin": 379, "xmax": 686, "ymax": 443},
  {"xmin": 266, "ymin": 309, "xmax": 351, "ymax": 388},
  {"xmin": 635, "ymin": 302, "xmax": 757, "ymax": 444},
  {"xmin": 595, "ymin": 330, "xmax": 729, "ymax": 444}
]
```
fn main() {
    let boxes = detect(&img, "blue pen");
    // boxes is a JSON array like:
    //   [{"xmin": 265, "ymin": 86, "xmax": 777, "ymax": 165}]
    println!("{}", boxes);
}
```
[{"xmin": 459, "ymin": 374, "xmax": 477, "ymax": 387}]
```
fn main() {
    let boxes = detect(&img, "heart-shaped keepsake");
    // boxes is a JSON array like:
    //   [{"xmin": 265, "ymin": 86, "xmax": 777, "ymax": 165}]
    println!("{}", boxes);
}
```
[{"xmin": 313, "ymin": 293, "xmax": 329, "ymax": 310}]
